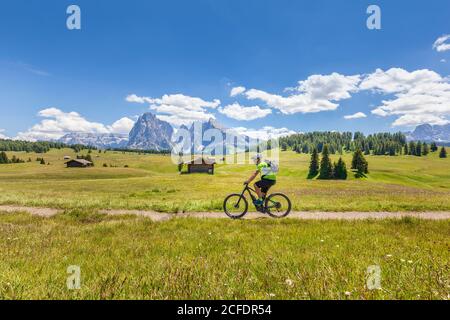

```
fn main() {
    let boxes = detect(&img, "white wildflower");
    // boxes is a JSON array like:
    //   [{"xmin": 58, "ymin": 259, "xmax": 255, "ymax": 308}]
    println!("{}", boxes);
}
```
[{"xmin": 285, "ymin": 279, "xmax": 294, "ymax": 287}]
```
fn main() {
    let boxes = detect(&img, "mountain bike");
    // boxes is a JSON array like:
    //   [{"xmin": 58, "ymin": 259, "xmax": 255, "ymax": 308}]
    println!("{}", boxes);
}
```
[{"xmin": 223, "ymin": 183, "xmax": 292, "ymax": 219}]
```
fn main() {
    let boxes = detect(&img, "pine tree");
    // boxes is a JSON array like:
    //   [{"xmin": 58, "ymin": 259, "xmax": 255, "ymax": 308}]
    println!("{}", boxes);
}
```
[
  {"xmin": 318, "ymin": 145, "xmax": 333, "ymax": 179},
  {"xmin": 404, "ymin": 143, "xmax": 409, "ymax": 155},
  {"xmin": 389, "ymin": 145, "xmax": 396, "ymax": 156},
  {"xmin": 303, "ymin": 144, "xmax": 310, "ymax": 154},
  {"xmin": 0, "ymin": 151, "xmax": 9, "ymax": 164},
  {"xmin": 364, "ymin": 144, "xmax": 370, "ymax": 155},
  {"xmin": 408, "ymin": 141, "xmax": 416, "ymax": 155},
  {"xmin": 351, "ymin": 149, "xmax": 369, "ymax": 177},
  {"xmin": 308, "ymin": 148, "xmax": 319, "ymax": 179},
  {"xmin": 422, "ymin": 143, "xmax": 429, "ymax": 156},
  {"xmin": 439, "ymin": 147, "xmax": 447, "ymax": 158},
  {"xmin": 415, "ymin": 141, "xmax": 422, "ymax": 157},
  {"xmin": 430, "ymin": 142, "xmax": 438, "ymax": 152},
  {"xmin": 333, "ymin": 157, "xmax": 348, "ymax": 180}
]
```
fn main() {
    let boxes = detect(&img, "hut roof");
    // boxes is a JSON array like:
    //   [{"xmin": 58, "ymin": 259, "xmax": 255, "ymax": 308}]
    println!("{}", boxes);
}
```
[{"xmin": 65, "ymin": 159, "xmax": 93, "ymax": 165}]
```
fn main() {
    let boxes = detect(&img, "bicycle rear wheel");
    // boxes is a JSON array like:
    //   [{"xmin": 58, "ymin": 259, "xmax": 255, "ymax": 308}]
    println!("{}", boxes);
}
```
[
  {"xmin": 223, "ymin": 194, "xmax": 248, "ymax": 219},
  {"xmin": 265, "ymin": 193, "xmax": 292, "ymax": 218}
]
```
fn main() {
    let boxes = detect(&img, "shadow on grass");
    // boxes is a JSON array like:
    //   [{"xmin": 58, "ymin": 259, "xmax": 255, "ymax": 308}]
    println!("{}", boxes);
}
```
[{"xmin": 354, "ymin": 171, "xmax": 368, "ymax": 178}]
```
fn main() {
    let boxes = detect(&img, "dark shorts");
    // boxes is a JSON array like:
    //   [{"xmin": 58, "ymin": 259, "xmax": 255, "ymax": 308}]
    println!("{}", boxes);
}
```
[{"xmin": 255, "ymin": 179, "xmax": 276, "ymax": 193}]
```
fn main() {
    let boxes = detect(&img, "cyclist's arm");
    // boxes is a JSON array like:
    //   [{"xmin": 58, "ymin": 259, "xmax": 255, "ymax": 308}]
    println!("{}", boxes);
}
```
[{"xmin": 245, "ymin": 171, "xmax": 259, "ymax": 184}]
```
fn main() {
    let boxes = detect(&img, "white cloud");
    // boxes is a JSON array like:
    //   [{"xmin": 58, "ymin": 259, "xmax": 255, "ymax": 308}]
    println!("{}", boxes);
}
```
[
  {"xmin": 359, "ymin": 68, "xmax": 442, "ymax": 93},
  {"xmin": 230, "ymin": 86, "xmax": 246, "ymax": 97},
  {"xmin": 344, "ymin": 112, "xmax": 367, "ymax": 120},
  {"xmin": 0, "ymin": 129, "xmax": 9, "ymax": 139},
  {"xmin": 392, "ymin": 114, "xmax": 449, "ymax": 127},
  {"xmin": 362, "ymin": 68, "xmax": 450, "ymax": 127},
  {"xmin": 107, "ymin": 117, "xmax": 135, "ymax": 134},
  {"xmin": 441, "ymin": 59, "xmax": 447, "ymax": 63},
  {"xmin": 231, "ymin": 126, "xmax": 296, "ymax": 140},
  {"xmin": 126, "ymin": 94, "xmax": 153, "ymax": 104},
  {"xmin": 15, "ymin": 108, "xmax": 135, "ymax": 141},
  {"xmin": 297, "ymin": 73, "xmax": 361, "ymax": 101},
  {"xmin": 242, "ymin": 73, "xmax": 361, "ymax": 115},
  {"xmin": 13, "ymin": 62, "xmax": 51, "ymax": 77},
  {"xmin": 433, "ymin": 34, "xmax": 450, "ymax": 52},
  {"xmin": 127, "ymin": 93, "xmax": 220, "ymax": 126},
  {"xmin": 218, "ymin": 103, "xmax": 272, "ymax": 121}
]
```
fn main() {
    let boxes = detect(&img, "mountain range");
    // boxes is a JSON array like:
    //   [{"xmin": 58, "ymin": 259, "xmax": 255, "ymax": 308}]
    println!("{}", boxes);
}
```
[
  {"xmin": 405, "ymin": 124, "xmax": 450, "ymax": 143},
  {"xmin": 177, "ymin": 118, "xmax": 248, "ymax": 154},
  {"xmin": 58, "ymin": 113, "xmax": 173, "ymax": 151},
  {"xmin": 56, "ymin": 114, "xmax": 450, "ymax": 150},
  {"xmin": 58, "ymin": 132, "xmax": 129, "ymax": 149},
  {"xmin": 56, "ymin": 114, "xmax": 251, "ymax": 152}
]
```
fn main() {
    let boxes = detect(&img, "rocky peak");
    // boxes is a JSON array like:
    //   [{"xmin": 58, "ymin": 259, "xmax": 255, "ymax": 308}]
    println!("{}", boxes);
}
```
[{"xmin": 127, "ymin": 112, "xmax": 174, "ymax": 150}]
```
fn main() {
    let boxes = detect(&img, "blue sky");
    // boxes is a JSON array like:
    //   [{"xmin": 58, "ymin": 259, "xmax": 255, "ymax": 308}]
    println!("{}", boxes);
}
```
[{"xmin": 0, "ymin": 0, "xmax": 449, "ymax": 140}]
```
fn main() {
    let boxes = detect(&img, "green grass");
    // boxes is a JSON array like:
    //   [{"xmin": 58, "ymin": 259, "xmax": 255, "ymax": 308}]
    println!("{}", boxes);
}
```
[
  {"xmin": 0, "ymin": 148, "xmax": 449, "ymax": 212},
  {"xmin": 0, "ymin": 212, "xmax": 448, "ymax": 299},
  {"xmin": 1, "ymin": 149, "xmax": 448, "ymax": 300}
]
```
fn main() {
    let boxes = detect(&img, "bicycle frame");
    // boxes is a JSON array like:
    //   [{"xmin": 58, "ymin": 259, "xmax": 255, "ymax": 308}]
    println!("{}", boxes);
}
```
[
  {"xmin": 238, "ymin": 184, "xmax": 258, "ymax": 204},
  {"xmin": 237, "ymin": 184, "xmax": 277, "ymax": 209}
]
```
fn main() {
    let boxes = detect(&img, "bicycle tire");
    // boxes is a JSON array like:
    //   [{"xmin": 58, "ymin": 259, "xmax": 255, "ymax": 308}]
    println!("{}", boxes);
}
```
[
  {"xmin": 265, "ymin": 193, "xmax": 292, "ymax": 218},
  {"xmin": 223, "ymin": 194, "xmax": 249, "ymax": 219}
]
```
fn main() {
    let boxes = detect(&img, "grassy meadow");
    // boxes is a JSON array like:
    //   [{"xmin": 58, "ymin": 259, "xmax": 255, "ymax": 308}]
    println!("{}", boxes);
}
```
[
  {"xmin": 0, "ymin": 212, "xmax": 448, "ymax": 300},
  {"xmin": 0, "ymin": 148, "xmax": 449, "ymax": 212},
  {"xmin": 1, "ymin": 148, "xmax": 449, "ymax": 300}
]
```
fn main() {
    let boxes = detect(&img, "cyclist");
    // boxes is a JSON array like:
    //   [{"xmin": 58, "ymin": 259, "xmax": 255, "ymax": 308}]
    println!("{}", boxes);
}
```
[{"xmin": 245, "ymin": 154, "xmax": 277, "ymax": 208}]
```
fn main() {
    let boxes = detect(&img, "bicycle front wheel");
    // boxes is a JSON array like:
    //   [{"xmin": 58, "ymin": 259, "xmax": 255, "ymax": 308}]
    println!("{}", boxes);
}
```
[
  {"xmin": 223, "ymin": 194, "xmax": 248, "ymax": 219},
  {"xmin": 265, "ymin": 193, "xmax": 292, "ymax": 218}
]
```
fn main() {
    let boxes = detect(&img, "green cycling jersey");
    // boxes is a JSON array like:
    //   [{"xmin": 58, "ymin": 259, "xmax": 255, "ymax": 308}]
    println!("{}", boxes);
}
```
[{"xmin": 256, "ymin": 161, "xmax": 277, "ymax": 181}]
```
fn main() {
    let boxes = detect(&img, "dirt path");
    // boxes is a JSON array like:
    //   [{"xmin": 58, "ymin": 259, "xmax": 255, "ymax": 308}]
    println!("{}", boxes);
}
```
[
  {"xmin": 0, "ymin": 205, "xmax": 60, "ymax": 217},
  {"xmin": 1, "ymin": 205, "xmax": 450, "ymax": 221}
]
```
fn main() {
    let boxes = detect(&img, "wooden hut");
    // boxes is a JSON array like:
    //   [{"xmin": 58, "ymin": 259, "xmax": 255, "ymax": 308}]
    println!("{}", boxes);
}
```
[
  {"xmin": 65, "ymin": 159, "xmax": 93, "ymax": 168},
  {"xmin": 184, "ymin": 157, "xmax": 215, "ymax": 174}
]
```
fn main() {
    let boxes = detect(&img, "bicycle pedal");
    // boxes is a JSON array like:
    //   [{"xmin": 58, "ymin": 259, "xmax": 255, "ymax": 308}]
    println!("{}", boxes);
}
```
[{"xmin": 256, "ymin": 206, "xmax": 266, "ymax": 213}]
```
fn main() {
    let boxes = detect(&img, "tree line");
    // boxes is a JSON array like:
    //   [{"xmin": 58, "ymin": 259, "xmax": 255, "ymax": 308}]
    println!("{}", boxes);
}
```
[
  {"xmin": 0, "ymin": 139, "xmax": 93, "ymax": 154},
  {"xmin": 280, "ymin": 131, "xmax": 407, "ymax": 155},
  {"xmin": 0, "ymin": 151, "xmax": 25, "ymax": 164},
  {"xmin": 279, "ymin": 131, "xmax": 449, "ymax": 159},
  {"xmin": 308, "ymin": 146, "xmax": 369, "ymax": 180}
]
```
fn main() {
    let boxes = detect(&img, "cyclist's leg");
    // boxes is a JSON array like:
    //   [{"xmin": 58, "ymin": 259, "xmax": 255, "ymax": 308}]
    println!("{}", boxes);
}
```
[
  {"xmin": 255, "ymin": 180, "xmax": 275, "ymax": 199},
  {"xmin": 254, "ymin": 181, "xmax": 264, "ymax": 199}
]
